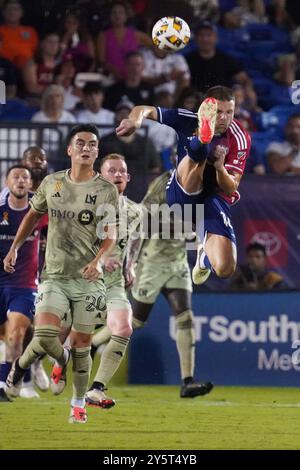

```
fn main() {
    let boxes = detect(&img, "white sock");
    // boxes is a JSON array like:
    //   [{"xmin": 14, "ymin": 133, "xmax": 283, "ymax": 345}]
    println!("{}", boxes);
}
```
[{"xmin": 71, "ymin": 398, "xmax": 85, "ymax": 408}]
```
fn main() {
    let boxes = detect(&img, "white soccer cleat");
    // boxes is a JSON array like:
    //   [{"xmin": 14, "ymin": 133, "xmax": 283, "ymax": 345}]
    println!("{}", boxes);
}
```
[
  {"xmin": 31, "ymin": 360, "xmax": 50, "ymax": 391},
  {"xmin": 5, "ymin": 359, "xmax": 25, "ymax": 398},
  {"xmin": 85, "ymin": 387, "xmax": 115, "ymax": 409},
  {"xmin": 20, "ymin": 382, "xmax": 40, "ymax": 399},
  {"xmin": 192, "ymin": 243, "xmax": 211, "ymax": 285}
]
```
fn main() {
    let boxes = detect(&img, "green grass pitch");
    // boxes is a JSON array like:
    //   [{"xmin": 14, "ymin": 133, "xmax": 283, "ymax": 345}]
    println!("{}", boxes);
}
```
[{"xmin": 1, "ymin": 380, "xmax": 300, "ymax": 450}]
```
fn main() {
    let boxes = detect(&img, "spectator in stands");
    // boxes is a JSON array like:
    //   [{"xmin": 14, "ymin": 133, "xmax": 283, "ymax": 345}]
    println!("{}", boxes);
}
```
[
  {"xmin": 31, "ymin": 85, "xmax": 75, "ymax": 159},
  {"xmin": 230, "ymin": 242, "xmax": 287, "ymax": 290},
  {"xmin": 59, "ymin": 11, "xmax": 95, "ymax": 73},
  {"xmin": 186, "ymin": 0, "xmax": 220, "ymax": 24},
  {"xmin": 185, "ymin": 21, "xmax": 252, "ymax": 93},
  {"xmin": 222, "ymin": 0, "xmax": 268, "ymax": 28},
  {"xmin": 232, "ymin": 84, "xmax": 257, "ymax": 131},
  {"xmin": 141, "ymin": 46, "xmax": 190, "ymax": 100},
  {"xmin": 104, "ymin": 51, "xmax": 154, "ymax": 111},
  {"xmin": 100, "ymin": 99, "xmax": 161, "ymax": 175},
  {"xmin": 31, "ymin": 84, "xmax": 76, "ymax": 124},
  {"xmin": 0, "ymin": 55, "xmax": 17, "ymax": 99},
  {"xmin": 144, "ymin": 0, "xmax": 195, "ymax": 33},
  {"xmin": 0, "ymin": 0, "xmax": 38, "ymax": 69},
  {"xmin": 22, "ymin": 32, "xmax": 61, "ymax": 104},
  {"xmin": 96, "ymin": 1, "xmax": 152, "ymax": 81},
  {"xmin": 54, "ymin": 54, "xmax": 82, "ymax": 111},
  {"xmin": 175, "ymin": 87, "xmax": 203, "ymax": 112},
  {"xmin": 76, "ymin": 82, "xmax": 115, "ymax": 135},
  {"xmin": 274, "ymin": 36, "xmax": 300, "ymax": 87},
  {"xmin": 266, "ymin": 114, "xmax": 300, "ymax": 175}
]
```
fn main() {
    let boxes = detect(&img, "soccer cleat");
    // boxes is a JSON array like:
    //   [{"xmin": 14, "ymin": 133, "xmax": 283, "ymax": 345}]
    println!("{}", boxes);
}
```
[
  {"xmin": 20, "ymin": 382, "xmax": 40, "ymax": 399},
  {"xmin": 85, "ymin": 387, "xmax": 116, "ymax": 409},
  {"xmin": 5, "ymin": 358, "xmax": 25, "ymax": 398},
  {"xmin": 69, "ymin": 406, "xmax": 87, "ymax": 424},
  {"xmin": 180, "ymin": 380, "xmax": 214, "ymax": 398},
  {"xmin": 50, "ymin": 348, "xmax": 70, "ymax": 395},
  {"xmin": 0, "ymin": 387, "xmax": 13, "ymax": 402},
  {"xmin": 31, "ymin": 360, "xmax": 50, "ymax": 391},
  {"xmin": 197, "ymin": 97, "xmax": 218, "ymax": 144},
  {"xmin": 192, "ymin": 243, "xmax": 211, "ymax": 285}
]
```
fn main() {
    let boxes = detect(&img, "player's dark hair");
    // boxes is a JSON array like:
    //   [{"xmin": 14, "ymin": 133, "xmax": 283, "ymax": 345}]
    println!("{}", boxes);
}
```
[
  {"xmin": 22, "ymin": 146, "xmax": 47, "ymax": 159},
  {"xmin": 67, "ymin": 124, "xmax": 100, "ymax": 145},
  {"xmin": 125, "ymin": 50, "xmax": 143, "ymax": 61},
  {"xmin": 99, "ymin": 153, "xmax": 126, "ymax": 171},
  {"xmin": 82, "ymin": 82, "xmax": 104, "ymax": 95},
  {"xmin": 246, "ymin": 242, "xmax": 266, "ymax": 256},
  {"xmin": 6, "ymin": 164, "xmax": 33, "ymax": 178},
  {"xmin": 287, "ymin": 113, "xmax": 300, "ymax": 124},
  {"xmin": 205, "ymin": 86, "xmax": 235, "ymax": 102}
]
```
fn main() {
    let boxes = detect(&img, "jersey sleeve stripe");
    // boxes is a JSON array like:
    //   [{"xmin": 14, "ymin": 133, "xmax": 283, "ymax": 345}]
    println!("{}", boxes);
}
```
[
  {"xmin": 230, "ymin": 120, "xmax": 247, "ymax": 149},
  {"xmin": 229, "ymin": 122, "xmax": 243, "ymax": 150},
  {"xmin": 232, "ymin": 120, "xmax": 247, "ymax": 148},
  {"xmin": 225, "ymin": 164, "xmax": 243, "ymax": 173},
  {"xmin": 178, "ymin": 108, "xmax": 197, "ymax": 117},
  {"xmin": 156, "ymin": 106, "xmax": 163, "ymax": 123}
]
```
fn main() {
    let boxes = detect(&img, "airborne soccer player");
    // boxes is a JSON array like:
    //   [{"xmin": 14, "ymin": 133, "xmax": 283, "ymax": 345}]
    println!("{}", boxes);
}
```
[
  {"xmin": 3, "ymin": 124, "xmax": 119, "ymax": 424},
  {"xmin": 116, "ymin": 85, "xmax": 251, "ymax": 284}
]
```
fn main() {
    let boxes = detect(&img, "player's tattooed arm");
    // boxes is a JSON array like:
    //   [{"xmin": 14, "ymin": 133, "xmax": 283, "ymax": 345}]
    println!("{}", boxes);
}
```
[
  {"xmin": 116, "ymin": 105, "xmax": 158, "ymax": 136},
  {"xmin": 124, "ymin": 236, "xmax": 143, "ymax": 288}
]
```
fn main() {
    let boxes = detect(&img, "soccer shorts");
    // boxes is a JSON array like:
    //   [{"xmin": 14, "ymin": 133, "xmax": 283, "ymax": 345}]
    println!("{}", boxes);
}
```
[
  {"xmin": 35, "ymin": 278, "xmax": 107, "ymax": 333},
  {"xmin": 0, "ymin": 287, "xmax": 36, "ymax": 325},
  {"xmin": 106, "ymin": 280, "xmax": 131, "ymax": 311},
  {"xmin": 132, "ymin": 259, "xmax": 192, "ymax": 305},
  {"xmin": 166, "ymin": 170, "xmax": 236, "ymax": 244}
]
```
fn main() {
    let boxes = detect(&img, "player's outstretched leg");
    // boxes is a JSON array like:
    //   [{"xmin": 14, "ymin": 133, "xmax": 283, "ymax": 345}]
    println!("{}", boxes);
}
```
[{"xmin": 197, "ymin": 97, "xmax": 218, "ymax": 144}]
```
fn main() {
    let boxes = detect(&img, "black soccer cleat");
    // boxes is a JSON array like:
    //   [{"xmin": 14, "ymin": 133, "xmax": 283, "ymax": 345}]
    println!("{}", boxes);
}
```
[
  {"xmin": 180, "ymin": 380, "xmax": 214, "ymax": 398},
  {"xmin": 0, "ymin": 387, "xmax": 13, "ymax": 402}
]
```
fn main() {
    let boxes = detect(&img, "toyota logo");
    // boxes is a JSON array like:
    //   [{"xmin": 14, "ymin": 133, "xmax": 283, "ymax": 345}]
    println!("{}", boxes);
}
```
[{"xmin": 250, "ymin": 232, "xmax": 281, "ymax": 256}]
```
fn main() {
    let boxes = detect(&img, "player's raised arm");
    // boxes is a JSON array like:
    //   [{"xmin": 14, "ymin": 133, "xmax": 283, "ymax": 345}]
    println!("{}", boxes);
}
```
[
  {"xmin": 3, "ymin": 208, "xmax": 44, "ymax": 272},
  {"xmin": 116, "ymin": 105, "xmax": 158, "ymax": 137}
]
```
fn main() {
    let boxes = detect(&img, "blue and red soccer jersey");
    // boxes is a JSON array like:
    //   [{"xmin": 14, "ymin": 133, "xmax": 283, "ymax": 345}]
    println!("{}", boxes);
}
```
[
  {"xmin": 156, "ymin": 107, "xmax": 251, "ymax": 205},
  {"xmin": 0, "ymin": 195, "xmax": 44, "ymax": 289}
]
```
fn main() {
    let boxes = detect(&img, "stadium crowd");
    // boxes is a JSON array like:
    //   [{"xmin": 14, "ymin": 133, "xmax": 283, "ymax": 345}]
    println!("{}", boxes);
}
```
[{"xmin": 0, "ymin": 0, "xmax": 300, "ymax": 177}]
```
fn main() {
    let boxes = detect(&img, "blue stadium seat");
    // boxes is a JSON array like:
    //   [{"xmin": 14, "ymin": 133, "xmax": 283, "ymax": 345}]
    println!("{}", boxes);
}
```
[
  {"xmin": 0, "ymin": 99, "xmax": 37, "ymax": 121},
  {"xmin": 249, "ymin": 130, "xmax": 279, "ymax": 172}
]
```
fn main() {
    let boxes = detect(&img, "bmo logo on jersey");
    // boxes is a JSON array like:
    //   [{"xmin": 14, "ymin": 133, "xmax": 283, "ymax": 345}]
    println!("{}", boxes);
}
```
[{"xmin": 78, "ymin": 209, "xmax": 94, "ymax": 225}]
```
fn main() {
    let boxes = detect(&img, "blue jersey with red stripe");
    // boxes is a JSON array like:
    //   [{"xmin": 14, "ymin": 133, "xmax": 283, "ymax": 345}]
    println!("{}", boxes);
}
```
[
  {"xmin": 0, "ymin": 195, "xmax": 42, "ymax": 288},
  {"xmin": 156, "ymin": 107, "xmax": 251, "ymax": 204}
]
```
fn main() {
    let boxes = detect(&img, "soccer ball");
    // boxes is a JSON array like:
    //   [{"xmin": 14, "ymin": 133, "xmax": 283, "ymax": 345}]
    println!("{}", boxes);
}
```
[{"xmin": 152, "ymin": 16, "xmax": 190, "ymax": 52}]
